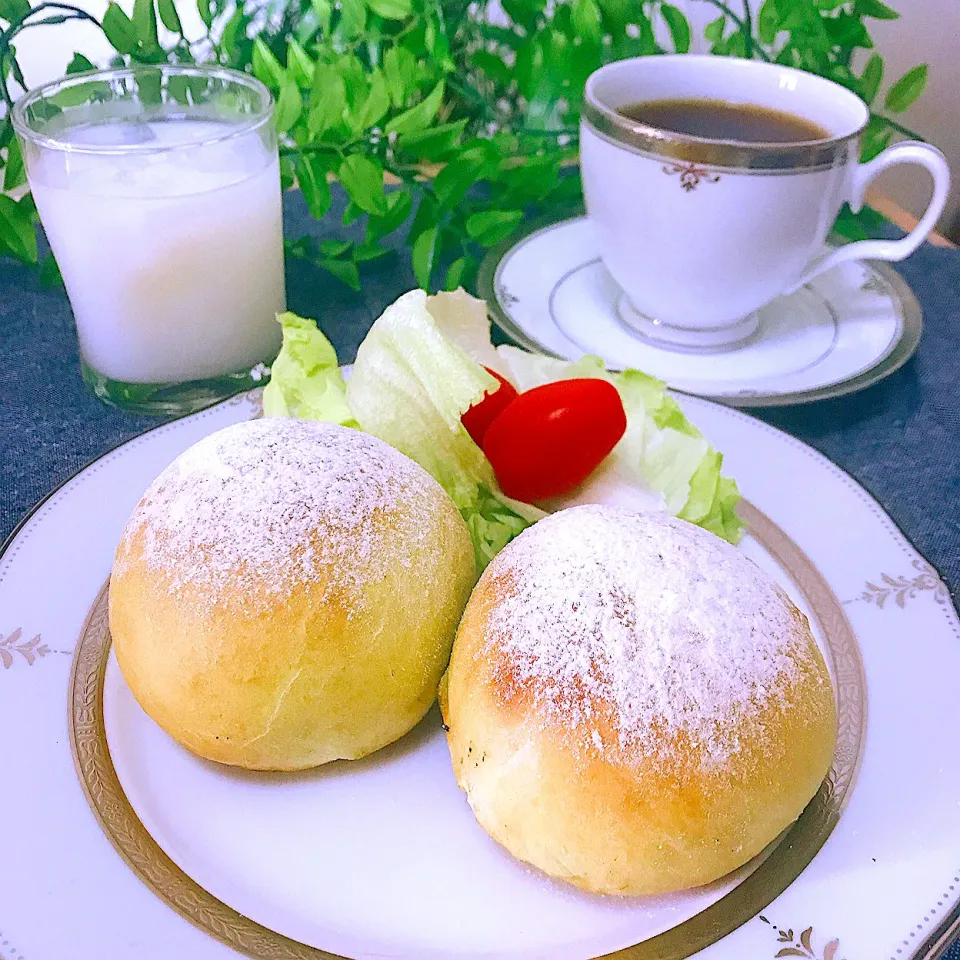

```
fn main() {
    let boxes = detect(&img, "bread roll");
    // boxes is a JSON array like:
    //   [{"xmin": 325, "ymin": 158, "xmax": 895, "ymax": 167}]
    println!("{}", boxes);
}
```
[
  {"xmin": 440, "ymin": 505, "xmax": 837, "ymax": 896},
  {"xmin": 110, "ymin": 418, "xmax": 475, "ymax": 771}
]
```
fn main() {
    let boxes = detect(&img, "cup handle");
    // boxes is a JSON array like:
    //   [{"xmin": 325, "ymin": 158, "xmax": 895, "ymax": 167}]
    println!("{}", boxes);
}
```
[{"xmin": 786, "ymin": 141, "xmax": 951, "ymax": 293}]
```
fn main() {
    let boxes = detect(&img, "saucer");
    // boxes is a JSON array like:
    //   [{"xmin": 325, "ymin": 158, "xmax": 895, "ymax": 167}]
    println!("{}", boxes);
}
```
[{"xmin": 478, "ymin": 215, "xmax": 922, "ymax": 407}]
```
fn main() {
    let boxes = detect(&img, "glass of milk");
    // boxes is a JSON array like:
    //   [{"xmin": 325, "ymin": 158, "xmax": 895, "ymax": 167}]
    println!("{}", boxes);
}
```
[{"xmin": 12, "ymin": 65, "xmax": 285, "ymax": 414}]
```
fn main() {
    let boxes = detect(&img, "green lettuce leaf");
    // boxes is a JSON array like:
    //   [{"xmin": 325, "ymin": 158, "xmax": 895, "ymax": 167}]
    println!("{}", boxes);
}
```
[
  {"xmin": 262, "ymin": 312, "xmax": 357, "ymax": 426},
  {"xmin": 347, "ymin": 290, "xmax": 541, "ymax": 569}
]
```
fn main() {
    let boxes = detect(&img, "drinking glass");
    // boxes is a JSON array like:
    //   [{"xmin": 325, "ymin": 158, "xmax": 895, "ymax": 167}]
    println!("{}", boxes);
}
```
[{"xmin": 13, "ymin": 65, "xmax": 286, "ymax": 414}]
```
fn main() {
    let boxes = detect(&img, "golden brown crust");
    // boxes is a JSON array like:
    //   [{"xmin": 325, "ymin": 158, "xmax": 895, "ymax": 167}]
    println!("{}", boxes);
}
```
[
  {"xmin": 110, "ymin": 426, "xmax": 475, "ymax": 771},
  {"xmin": 441, "ymin": 518, "xmax": 838, "ymax": 896}
]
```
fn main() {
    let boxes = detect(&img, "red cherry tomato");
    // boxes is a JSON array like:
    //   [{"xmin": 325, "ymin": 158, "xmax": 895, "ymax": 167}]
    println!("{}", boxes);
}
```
[
  {"xmin": 461, "ymin": 367, "xmax": 519, "ymax": 446},
  {"xmin": 482, "ymin": 378, "xmax": 627, "ymax": 502}
]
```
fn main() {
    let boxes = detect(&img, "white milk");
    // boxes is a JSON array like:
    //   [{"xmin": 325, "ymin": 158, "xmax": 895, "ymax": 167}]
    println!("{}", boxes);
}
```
[{"xmin": 30, "ymin": 119, "xmax": 285, "ymax": 384}]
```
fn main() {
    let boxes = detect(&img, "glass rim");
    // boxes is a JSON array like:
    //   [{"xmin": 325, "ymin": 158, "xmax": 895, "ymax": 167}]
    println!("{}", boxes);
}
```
[{"xmin": 11, "ymin": 63, "xmax": 275, "ymax": 156}]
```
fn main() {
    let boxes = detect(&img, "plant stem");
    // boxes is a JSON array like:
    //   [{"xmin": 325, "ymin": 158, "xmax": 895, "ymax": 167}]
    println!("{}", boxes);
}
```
[
  {"xmin": 0, "ymin": 2, "xmax": 102, "ymax": 109},
  {"xmin": 691, "ymin": 0, "xmax": 771, "ymax": 62},
  {"xmin": 876, "ymin": 114, "xmax": 925, "ymax": 142},
  {"xmin": 741, "ymin": 0, "xmax": 753, "ymax": 58}
]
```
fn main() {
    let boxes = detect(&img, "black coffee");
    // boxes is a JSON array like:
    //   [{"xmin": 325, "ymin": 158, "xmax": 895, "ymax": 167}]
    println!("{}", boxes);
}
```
[{"xmin": 617, "ymin": 97, "xmax": 830, "ymax": 143}]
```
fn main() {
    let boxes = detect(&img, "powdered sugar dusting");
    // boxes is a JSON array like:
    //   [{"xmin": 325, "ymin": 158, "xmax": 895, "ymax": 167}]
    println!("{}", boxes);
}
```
[
  {"xmin": 485, "ymin": 505, "xmax": 808, "ymax": 768},
  {"xmin": 117, "ymin": 418, "xmax": 435, "ymax": 608}
]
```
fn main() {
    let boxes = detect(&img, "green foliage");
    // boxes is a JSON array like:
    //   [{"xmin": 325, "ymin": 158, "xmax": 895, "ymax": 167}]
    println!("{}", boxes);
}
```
[{"xmin": 0, "ymin": 0, "xmax": 931, "ymax": 287}]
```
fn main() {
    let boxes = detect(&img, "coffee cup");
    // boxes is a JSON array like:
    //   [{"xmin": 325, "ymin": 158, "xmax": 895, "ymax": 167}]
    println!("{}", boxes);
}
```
[{"xmin": 580, "ymin": 55, "xmax": 950, "ymax": 349}]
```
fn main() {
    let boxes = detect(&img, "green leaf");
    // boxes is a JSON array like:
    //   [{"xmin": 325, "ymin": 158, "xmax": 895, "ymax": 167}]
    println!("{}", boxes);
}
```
[
  {"xmin": 39, "ymin": 253, "xmax": 63, "ymax": 288},
  {"xmin": 860, "ymin": 119, "xmax": 893, "ymax": 161},
  {"xmin": 383, "ymin": 45, "xmax": 417, "ymax": 108},
  {"xmin": 366, "ymin": 0, "xmax": 411, "ymax": 19},
  {"xmin": 501, "ymin": 0, "xmax": 540, "ymax": 31},
  {"xmin": 860, "ymin": 53, "xmax": 884, "ymax": 104},
  {"xmin": 444, "ymin": 257, "xmax": 467, "ymax": 291},
  {"xmin": 0, "ymin": 195, "xmax": 36, "ymax": 263},
  {"xmin": 396, "ymin": 119, "xmax": 466, "ymax": 161},
  {"xmin": 157, "ymin": 0, "xmax": 182, "ymax": 33},
  {"xmin": 355, "ymin": 69, "xmax": 390, "ymax": 130},
  {"xmin": 311, "ymin": 0, "xmax": 332, "ymax": 33},
  {"xmin": 342, "ymin": 200, "xmax": 365, "ymax": 225},
  {"xmin": 320, "ymin": 257, "xmax": 361, "ymax": 290},
  {"xmin": 465, "ymin": 209, "xmax": 524, "ymax": 246},
  {"xmin": 856, "ymin": 0, "xmax": 899, "ymax": 19},
  {"xmin": 725, "ymin": 29, "xmax": 747, "ymax": 58},
  {"xmin": 703, "ymin": 13, "xmax": 725, "ymax": 43},
  {"xmin": 425, "ymin": 19, "xmax": 453, "ymax": 67},
  {"xmin": 66, "ymin": 52, "xmax": 96, "ymax": 74},
  {"xmin": 279, "ymin": 153, "xmax": 297, "ymax": 190},
  {"xmin": 252, "ymin": 37, "xmax": 285, "ymax": 90},
  {"xmin": 295, "ymin": 153, "xmax": 333, "ymax": 219},
  {"xmin": 432, "ymin": 151, "xmax": 488, "ymax": 208},
  {"xmin": 338, "ymin": 153, "xmax": 387, "ymax": 216},
  {"xmin": 102, "ymin": 3, "xmax": 138, "ymax": 55},
  {"xmin": 366, "ymin": 189, "xmax": 413, "ymax": 240},
  {"xmin": 320, "ymin": 239, "xmax": 353, "ymax": 257},
  {"xmin": 470, "ymin": 50, "xmax": 511, "ymax": 87},
  {"xmin": 218, "ymin": 7, "xmax": 250, "ymax": 63},
  {"xmin": 757, "ymin": 0, "xmax": 779, "ymax": 44},
  {"xmin": 571, "ymin": 0, "xmax": 602, "ymax": 45},
  {"xmin": 274, "ymin": 77, "xmax": 303, "ymax": 133},
  {"xmin": 595, "ymin": 0, "xmax": 628, "ymax": 30},
  {"xmin": 3, "ymin": 135, "xmax": 26, "ymax": 192},
  {"xmin": 477, "ymin": 23, "xmax": 524, "ymax": 49},
  {"xmin": 885, "ymin": 64, "xmax": 927, "ymax": 112},
  {"xmin": 132, "ymin": 0, "xmax": 160, "ymax": 51},
  {"xmin": 0, "ymin": 0, "xmax": 30, "ymax": 24},
  {"xmin": 833, "ymin": 204, "xmax": 870, "ymax": 242},
  {"xmin": 308, "ymin": 64, "xmax": 347, "ymax": 137},
  {"xmin": 338, "ymin": 0, "xmax": 366, "ymax": 38},
  {"xmin": 338, "ymin": 54, "xmax": 368, "ymax": 114},
  {"xmin": 660, "ymin": 3, "xmax": 690, "ymax": 53},
  {"xmin": 286, "ymin": 40, "xmax": 314, "ymax": 88},
  {"xmin": 353, "ymin": 242, "xmax": 389, "ymax": 262},
  {"xmin": 411, "ymin": 225, "xmax": 439, "ymax": 289},
  {"xmin": 385, "ymin": 80, "xmax": 445, "ymax": 136},
  {"xmin": 196, "ymin": 0, "xmax": 213, "ymax": 29},
  {"xmin": 824, "ymin": 13, "xmax": 872, "ymax": 51}
]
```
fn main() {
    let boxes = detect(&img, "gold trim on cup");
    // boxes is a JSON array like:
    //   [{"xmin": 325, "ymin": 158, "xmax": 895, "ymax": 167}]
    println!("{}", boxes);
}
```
[
  {"xmin": 68, "ymin": 503, "xmax": 865, "ymax": 960},
  {"xmin": 582, "ymin": 58, "xmax": 868, "ymax": 173}
]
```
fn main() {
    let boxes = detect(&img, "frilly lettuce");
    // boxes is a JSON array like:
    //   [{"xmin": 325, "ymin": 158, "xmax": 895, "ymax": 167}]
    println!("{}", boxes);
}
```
[
  {"xmin": 263, "ymin": 288, "xmax": 742, "ymax": 568},
  {"xmin": 263, "ymin": 292, "xmax": 540, "ymax": 570},
  {"xmin": 262, "ymin": 312, "xmax": 356, "ymax": 426}
]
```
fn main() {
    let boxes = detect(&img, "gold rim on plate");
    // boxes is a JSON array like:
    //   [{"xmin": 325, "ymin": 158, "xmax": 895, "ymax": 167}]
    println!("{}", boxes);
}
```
[{"xmin": 68, "ymin": 501, "xmax": 866, "ymax": 960}]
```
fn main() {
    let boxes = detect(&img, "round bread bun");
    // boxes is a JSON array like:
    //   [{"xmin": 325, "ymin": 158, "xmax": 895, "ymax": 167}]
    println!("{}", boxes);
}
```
[
  {"xmin": 440, "ymin": 505, "xmax": 837, "ymax": 896},
  {"xmin": 110, "ymin": 417, "xmax": 475, "ymax": 771}
]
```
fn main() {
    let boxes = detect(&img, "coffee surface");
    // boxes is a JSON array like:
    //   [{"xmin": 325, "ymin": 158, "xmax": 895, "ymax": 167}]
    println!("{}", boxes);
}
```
[{"xmin": 617, "ymin": 97, "xmax": 830, "ymax": 143}]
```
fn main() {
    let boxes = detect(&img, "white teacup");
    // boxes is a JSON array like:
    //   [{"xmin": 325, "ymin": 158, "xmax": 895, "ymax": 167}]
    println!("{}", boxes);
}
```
[{"xmin": 580, "ymin": 55, "xmax": 950, "ymax": 349}]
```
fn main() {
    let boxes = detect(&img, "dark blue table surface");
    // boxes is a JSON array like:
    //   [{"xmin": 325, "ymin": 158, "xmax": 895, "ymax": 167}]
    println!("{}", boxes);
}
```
[{"xmin": 1, "ymin": 191, "xmax": 959, "ymax": 958}]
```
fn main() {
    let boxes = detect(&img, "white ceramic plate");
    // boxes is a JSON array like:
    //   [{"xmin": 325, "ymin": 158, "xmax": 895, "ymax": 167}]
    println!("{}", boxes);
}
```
[
  {"xmin": 478, "ymin": 216, "xmax": 922, "ymax": 407},
  {"xmin": 1, "ymin": 389, "xmax": 958, "ymax": 960}
]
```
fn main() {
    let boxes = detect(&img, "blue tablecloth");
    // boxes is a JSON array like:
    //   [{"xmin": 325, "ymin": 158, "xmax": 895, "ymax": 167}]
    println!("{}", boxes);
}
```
[{"xmin": 1, "ymin": 190, "xmax": 959, "ymax": 958}]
